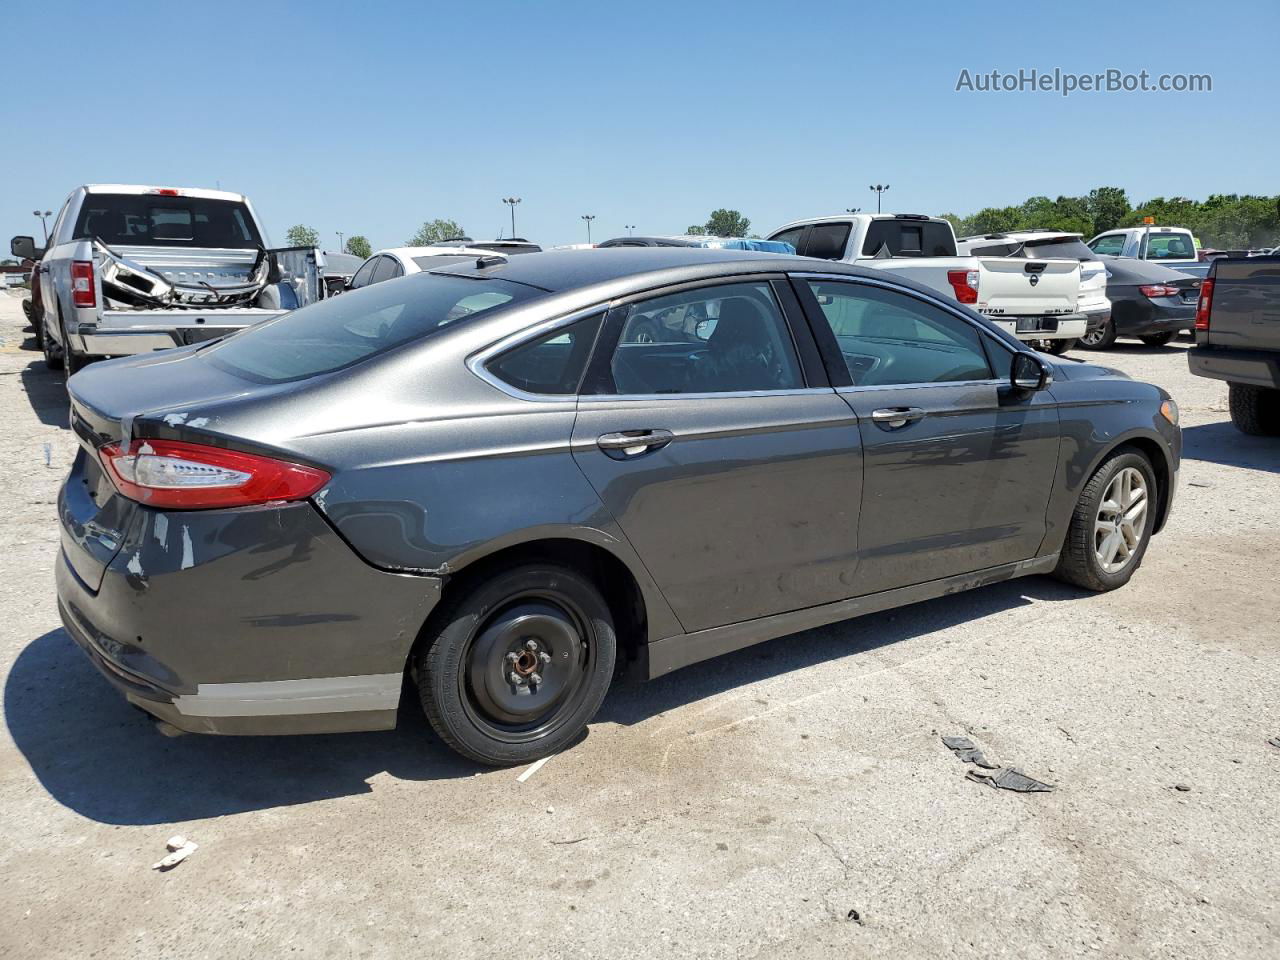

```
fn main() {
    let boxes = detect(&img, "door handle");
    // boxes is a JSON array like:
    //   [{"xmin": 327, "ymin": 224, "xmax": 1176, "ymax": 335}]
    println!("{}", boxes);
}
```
[
  {"xmin": 597, "ymin": 429, "xmax": 674, "ymax": 456},
  {"xmin": 870, "ymin": 407, "xmax": 926, "ymax": 429}
]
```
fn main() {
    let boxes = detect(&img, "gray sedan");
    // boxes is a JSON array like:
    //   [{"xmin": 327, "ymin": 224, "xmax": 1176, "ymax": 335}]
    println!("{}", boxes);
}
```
[{"xmin": 58, "ymin": 249, "xmax": 1181, "ymax": 765}]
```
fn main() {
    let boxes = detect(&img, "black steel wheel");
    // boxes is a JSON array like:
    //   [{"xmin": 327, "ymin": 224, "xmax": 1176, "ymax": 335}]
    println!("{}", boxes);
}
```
[{"xmin": 416, "ymin": 563, "xmax": 616, "ymax": 766}]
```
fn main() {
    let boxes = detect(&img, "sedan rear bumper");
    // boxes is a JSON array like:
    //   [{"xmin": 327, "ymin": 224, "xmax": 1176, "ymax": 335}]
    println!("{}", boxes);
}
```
[{"xmin": 55, "ymin": 499, "xmax": 441, "ymax": 735}]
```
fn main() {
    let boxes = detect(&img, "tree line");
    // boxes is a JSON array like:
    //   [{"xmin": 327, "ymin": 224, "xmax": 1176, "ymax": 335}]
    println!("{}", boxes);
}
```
[{"xmin": 941, "ymin": 188, "xmax": 1280, "ymax": 249}]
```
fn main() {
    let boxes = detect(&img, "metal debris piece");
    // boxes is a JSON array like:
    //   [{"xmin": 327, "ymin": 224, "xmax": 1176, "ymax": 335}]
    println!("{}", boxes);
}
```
[
  {"xmin": 846, "ymin": 908, "xmax": 864, "ymax": 925},
  {"xmin": 1267, "ymin": 736, "xmax": 1280, "ymax": 750},
  {"xmin": 966, "ymin": 767, "xmax": 1056, "ymax": 793},
  {"xmin": 944, "ymin": 735, "xmax": 1055, "ymax": 792},
  {"xmin": 941, "ymin": 735, "xmax": 999, "ymax": 769},
  {"xmin": 151, "ymin": 835, "xmax": 198, "ymax": 871}
]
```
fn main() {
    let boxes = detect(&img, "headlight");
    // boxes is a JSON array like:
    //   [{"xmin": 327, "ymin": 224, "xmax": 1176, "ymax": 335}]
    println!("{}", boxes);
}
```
[{"xmin": 1160, "ymin": 399, "xmax": 1180, "ymax": 426}]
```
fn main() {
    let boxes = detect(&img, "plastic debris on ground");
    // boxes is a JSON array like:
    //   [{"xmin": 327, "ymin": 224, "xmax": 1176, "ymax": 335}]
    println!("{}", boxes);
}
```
[
  {"xmin": 942, "ymin": 735, "xmax": 1056, "ymax": 793},
  {"xmin": 151, "ymin": 835, "xmax": 198, "ymax": 871}
]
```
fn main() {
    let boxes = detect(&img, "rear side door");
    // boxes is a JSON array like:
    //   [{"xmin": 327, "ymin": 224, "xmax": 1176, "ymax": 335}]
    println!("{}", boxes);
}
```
[
  {"xmin": 795, "ymin": 275, "xmax": 1060, "ymax": 596},
  {"xmin": 571, "ymin": 276, "xmax": 864, "ymax": 633}
]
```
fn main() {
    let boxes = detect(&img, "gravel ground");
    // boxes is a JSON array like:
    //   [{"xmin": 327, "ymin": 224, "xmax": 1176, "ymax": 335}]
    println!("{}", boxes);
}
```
[{"xmin": 0, "ymin": 290, "xmax": 1276, "ymax": 960}]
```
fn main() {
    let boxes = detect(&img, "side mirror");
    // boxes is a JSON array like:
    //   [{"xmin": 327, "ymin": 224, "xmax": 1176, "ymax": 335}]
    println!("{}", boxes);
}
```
[
  {"xmin": 1011, "ymin": 352, "xmax": 1052, "ymax": 392},
  {"xmin": 11, "ymin": 236, "xmax": 44, "ymax": 261}
]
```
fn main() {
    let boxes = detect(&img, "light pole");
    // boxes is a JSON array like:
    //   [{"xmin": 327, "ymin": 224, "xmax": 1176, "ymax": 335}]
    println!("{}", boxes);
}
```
[
  {"xmin": 33, "ymin": 210, "xmax": 51, "ymax": 244},
  {"xmin": 845, "ymin": 207, "xmax": 861, "ymax": 214},
  {"xmin": 581, "ymin": 214, "xmax": 595, "ymax": 244},
  {"xmin": 336, "ymin": 231, "xmax": 345, "ymax": 254},
  {"xmin": 625, "ymin": 224, "xmax": 636, "ymax": 236},
  {"xmin": 869, "ymin": 185, "xmax": 890, "ymax": 214},
  {"xmin": 503, "ymin": 197, "xmax": 522, "ymax": 239}
]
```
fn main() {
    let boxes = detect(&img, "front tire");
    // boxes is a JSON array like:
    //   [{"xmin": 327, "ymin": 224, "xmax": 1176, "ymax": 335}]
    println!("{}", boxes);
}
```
[
  {"xmin": 1054, "ymin": 450, "xmax": 1157, "ymax": 592},
  {"xmin": 1140, "ymin": 332, "xmax": 1176, "ymax": 347},
  {"xmin": 1228, "ymin": 382, "xmax": 1280, "ymax": 436},
  {"xmin": 416, "ymin": 564, "xmax": 616, "ymax": 766},
  {"xmin": 1078, "ymin": 318, "xmax": 1116, "ymax": 350}
]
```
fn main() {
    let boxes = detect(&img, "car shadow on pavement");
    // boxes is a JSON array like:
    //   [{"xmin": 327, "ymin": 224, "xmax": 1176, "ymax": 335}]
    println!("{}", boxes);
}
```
[
  {"xmin": 5, "ymin": 629, "xmax": 476, "ymax": 825},
  {"xmin": 1181, "ymin": 421, "xmax": 1280, "ymax": 474},
  {"xmin": 19, "ymin": 360, "xmax": 70, "ymax": 429},
  {"xmin": 7, "ymin": 578, "xmax": 1093, "ymax": 824},
  {"xmin": 601, "ymin": 575, "xmax": 1092, "ymax": 726}
]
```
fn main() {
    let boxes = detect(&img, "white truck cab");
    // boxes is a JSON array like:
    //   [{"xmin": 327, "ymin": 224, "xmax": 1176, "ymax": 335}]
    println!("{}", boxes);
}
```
[
  {"xmin": 11, "ymin": 184, "xmax": 323, "ymax": 374},
  {"xmin": 1087, "ymin": 226, "xmax": 1198, "ymax": 265},
  {"xmin": 767, "ymin": 214, "xmax": 1085, "ymax": 344}
]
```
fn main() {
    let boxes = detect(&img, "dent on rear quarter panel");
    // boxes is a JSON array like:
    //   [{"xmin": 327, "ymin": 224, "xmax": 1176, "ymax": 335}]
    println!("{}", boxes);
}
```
[{"xmin": 307, "ymin": 404, "xmax": 684, "ymax": 642}]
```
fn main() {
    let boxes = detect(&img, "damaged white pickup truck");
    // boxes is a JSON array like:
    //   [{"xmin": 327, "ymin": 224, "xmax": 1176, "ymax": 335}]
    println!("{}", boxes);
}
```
[{"xmin": 11, "ymin": 184, "xmax": 323, "ymax": 373}]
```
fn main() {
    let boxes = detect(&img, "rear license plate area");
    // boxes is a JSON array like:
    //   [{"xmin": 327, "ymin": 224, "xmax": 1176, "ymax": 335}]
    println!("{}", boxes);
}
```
[{"xmin": 1016, "ymin": 318, "xmax": 1058, "ymax": 333}]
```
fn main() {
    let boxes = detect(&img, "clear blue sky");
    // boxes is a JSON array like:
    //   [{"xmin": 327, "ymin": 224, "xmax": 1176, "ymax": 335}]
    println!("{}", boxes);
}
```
[{"xmin": 4, "ymin": 0, "xmax": 1276, "ymax": 251}]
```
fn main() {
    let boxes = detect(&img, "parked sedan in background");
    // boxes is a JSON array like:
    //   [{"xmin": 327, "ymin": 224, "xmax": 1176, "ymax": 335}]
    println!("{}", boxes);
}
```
[
  {"xmin": 57, "ymin": 249, "xmax": 1179, "ymax": 766},
  {"xmin": 1079, "ymin": 257, "xmax": 1200, "ymax": 349},
  {"xmin": 345, "ymin": 245, "xmax": 504, "ymax": 291}
]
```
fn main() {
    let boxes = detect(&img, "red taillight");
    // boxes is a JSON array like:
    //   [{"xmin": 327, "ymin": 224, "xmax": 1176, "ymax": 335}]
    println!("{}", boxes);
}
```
[
  {"xmin": 151, "ymin": 188, "xmax": 181, "ymax": 196},
  {"xmin": 1138, "ymin": 284, "xmax": 1180, "ymax": 299},
  {"xmin": 947, "ymin": 269, "xmax": 979, "ymax": 304},
  {"xmin": 1195, "ymin": 278, "xmax": 1214, "ymax": 331},
  {"xmin": 98, "ymin": 439, "xmax": 330, "ymax": 510},
  {"xmin": 71, "ymin": 260, "xmax": 96, "ymax": 308}
]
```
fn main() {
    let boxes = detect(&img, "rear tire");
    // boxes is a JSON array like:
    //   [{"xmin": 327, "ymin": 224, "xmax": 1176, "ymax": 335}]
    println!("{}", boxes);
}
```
[
  {"xmin": 1140, "ymin": 333, "xmax": 1176, "ymax": 347},
  {"xmin": 1228, "ymin": 383, "xmax": 1280, "ymax": 436},
  {"xmin": 42, "ymin": 321, "xmax": 64, "ymax": 371},
  {"xmin": 416, "ymin": 563, "xmax": 616, "ymax": 766},
  {"xmin": 1053, "ymin": 449, "xmax": 1158, "ymax": 592},
  {"xmin": 1078, "ymin": 318, "xmax": 1116, "ymax": 350}
]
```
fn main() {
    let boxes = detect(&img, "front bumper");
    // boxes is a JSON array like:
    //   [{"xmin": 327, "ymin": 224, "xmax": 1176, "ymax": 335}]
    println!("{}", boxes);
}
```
[
  {"xmin": 56, "ymin": 499, "xmax": 441, "ymax": 735},
  {"xmin": 1188, "ymin": 347, "xmax": 1280, "ymax": 388}
]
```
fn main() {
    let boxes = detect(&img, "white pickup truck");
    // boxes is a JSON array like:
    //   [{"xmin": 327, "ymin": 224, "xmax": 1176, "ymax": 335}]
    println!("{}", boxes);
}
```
[
  {"xmin": 10, "ymin": 184, "xmax": 323, "ymax": 373},
  {"xmin": 766, "ymin": 214, "xmax": 1085, "ymax": 345},
  {"xmin": 1086, "ymin": 225, "xmax": 1210, "ymax": 279}
]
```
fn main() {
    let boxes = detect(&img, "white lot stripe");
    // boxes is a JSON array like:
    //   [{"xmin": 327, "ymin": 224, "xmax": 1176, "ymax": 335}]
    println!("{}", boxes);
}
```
[{"xmin": 516, "ymin": 755, "xmax": 553, "ymax": 783}]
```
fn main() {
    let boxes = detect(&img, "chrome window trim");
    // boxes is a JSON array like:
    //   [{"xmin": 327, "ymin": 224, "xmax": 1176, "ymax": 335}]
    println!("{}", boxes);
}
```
[
  {"xmin": 467, "ymin": 304, "xmax": 608, "ymax": 404},
  {"xmin": 790, "ymin": 270, "xmax": 1036, "ymax": 389},
  {"xmin": 579, "ymin": 387, "xmax": 834, "ymax": 404}
]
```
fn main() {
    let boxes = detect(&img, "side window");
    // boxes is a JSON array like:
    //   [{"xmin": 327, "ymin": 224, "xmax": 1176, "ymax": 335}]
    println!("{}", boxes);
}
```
[
  {"xmin": 609, "ymin": 282, "xmax": 803, "ymax": 395},
  {"xmin": 804, "ymin": 222, "xmax": 852, "ymax": 260},
  {"xmin": 768, "ymin": 226, "xmax": 807, "ymax": 254},
  {"xmin": 487, "ymin": 314, "xmax": 603, "ymax": 396},
  {"xmin": 349, "ymin": 257, "xmax": 378, "ymax": 289},
  {"xmin": 1089, "ymin": 234, "xmax": 1125, "ymax": 257},
  {"xmin": 371, "ymin": 256, "xmax": 400, "ymax": 284},
  {"xmin": 806, "ymin": 280, "xmax": 993, "ymax": 386}
]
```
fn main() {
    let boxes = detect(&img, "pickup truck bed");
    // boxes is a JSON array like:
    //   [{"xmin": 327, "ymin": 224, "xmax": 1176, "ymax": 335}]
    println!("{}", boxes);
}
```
[{"xmin": 1188, "ymin": 256, "xmax": 1280, "ymax": 434}]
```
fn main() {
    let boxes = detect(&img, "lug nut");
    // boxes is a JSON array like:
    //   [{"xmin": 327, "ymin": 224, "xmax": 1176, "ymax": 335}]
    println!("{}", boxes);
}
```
[
  {"xmin": 509, "ymin": 672, "xmax": 523, "ymax": 685},
  {"xmin": 539, "ymin": 652, "xmax": 552, "ymax": 663},
  {"xmin": 505, "ymin": 652, "xmax": 519, "ymax": 664},
  {"xmin": 525, "ymin": 639, "xmax": 538, "ymax": 651},
  {"xmin": 529, "ymin": 673, "xmax": 542, "ymax": 687}
]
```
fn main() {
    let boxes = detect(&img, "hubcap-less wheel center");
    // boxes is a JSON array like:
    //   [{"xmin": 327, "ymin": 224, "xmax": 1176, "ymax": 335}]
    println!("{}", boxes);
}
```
[
  {"xmin": 466, "ymin": 601, "xmax": 584, "ymax": 727},
  {"xmin": 1094, "ymin": 467, "xmax": 1148, "ymax": 574}
]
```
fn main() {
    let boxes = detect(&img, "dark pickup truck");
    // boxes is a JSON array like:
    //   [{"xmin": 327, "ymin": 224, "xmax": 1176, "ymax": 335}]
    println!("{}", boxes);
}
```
[{"xmin": 1188, "ymin": 256, "xmax": 1280, "ymax": 434}]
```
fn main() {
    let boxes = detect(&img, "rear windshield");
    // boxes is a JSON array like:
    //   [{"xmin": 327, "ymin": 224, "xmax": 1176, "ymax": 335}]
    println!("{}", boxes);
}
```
[
  {"xmin": 411, "ymin": 255, "xmax": 473, "ymax": 271},
  {"xmin": 204, "ymin": 273, "xmax": 545, "ymax": 382},
  {"xmin": 74, "ymin": 194, "xmax": 262, "ymax": 248},
  {"xmin": 861, "ymin": 220, "xmax": 956, "ymax": 257},
  {"xmin": 1021, "ymin": 239, "xmax": 1096, "ymax": 260}
]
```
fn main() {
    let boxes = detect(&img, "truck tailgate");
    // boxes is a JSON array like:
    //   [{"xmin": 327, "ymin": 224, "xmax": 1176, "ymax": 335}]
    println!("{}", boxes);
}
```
[
  {"xmin": 977, "ymin": 258, "xmax": 1079, "ymax": 317},
  {"xmin": 1205, "ymin": 258, "xmax": 1280, "ymax": 351}
]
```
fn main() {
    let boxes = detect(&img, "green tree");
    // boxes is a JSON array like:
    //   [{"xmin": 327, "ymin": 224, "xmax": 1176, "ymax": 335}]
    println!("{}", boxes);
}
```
[
  {"xmin": 1086, "ymin": 187, "xmax": 1130, "ymax": 234},
  {"xmin": 407, "ymin": 219, "xmax": 465, "ymax": 245},
  {"xmin": 285, "ymin": 224, "xmax": 320, "ymax": 247},
  {"xmin": 687, "ymin": 209, "xmax": 751, "ymax": 237},
  {"xmin": 346, "ymin": 235, "xmax": 372, "ymax": 259}
]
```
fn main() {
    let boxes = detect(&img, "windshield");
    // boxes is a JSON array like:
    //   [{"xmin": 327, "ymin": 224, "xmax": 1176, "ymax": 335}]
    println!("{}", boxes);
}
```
[
  {"xmin": 74, "ymin": 194, "xmax": 262, "ymax": 248},
  {"xmin": 205, "ymin": 273, "xmax": 545, "ymax": 382}
]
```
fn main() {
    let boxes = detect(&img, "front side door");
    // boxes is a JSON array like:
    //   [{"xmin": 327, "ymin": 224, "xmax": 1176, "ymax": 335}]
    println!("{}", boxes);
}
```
[
  {"xmin": 796, "ymin": 276, "xmax": 1061, "ymax": 596},
  {"xmin": 571, "ymin": 278, "xmax": 863, "ymax": 633}
]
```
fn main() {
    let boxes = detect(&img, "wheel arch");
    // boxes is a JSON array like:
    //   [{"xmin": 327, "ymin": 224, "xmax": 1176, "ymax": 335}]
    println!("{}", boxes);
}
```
[
  {"xmin": 411, "ymin": 530, "xmax": 680, "ymax": 682},
  {"xmin": 1080, "ymin": 430, "xmax": 1175, "ymax": 535}
]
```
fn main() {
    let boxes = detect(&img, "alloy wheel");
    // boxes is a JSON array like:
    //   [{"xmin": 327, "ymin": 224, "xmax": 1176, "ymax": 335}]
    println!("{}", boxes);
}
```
[{"xmin": 1094, "ymin": 467, "xmax": 1149, "ymax": 573}]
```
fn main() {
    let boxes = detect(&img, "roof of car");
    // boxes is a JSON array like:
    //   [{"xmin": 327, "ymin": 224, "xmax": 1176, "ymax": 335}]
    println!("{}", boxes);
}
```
[{"xmin": 427, "ymin": 247, "xmax": 870, "ymax": 293}]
